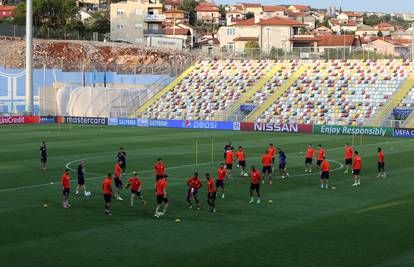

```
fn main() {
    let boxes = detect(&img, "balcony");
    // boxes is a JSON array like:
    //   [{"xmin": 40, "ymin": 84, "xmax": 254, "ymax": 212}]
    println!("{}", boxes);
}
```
[
  {"xmin": 144, "ymin": 14, "xmax": 166, "ymax": 22},
  {"xmin": 143, "ymin": 29, "xmax": 166, "ymax": 35}
]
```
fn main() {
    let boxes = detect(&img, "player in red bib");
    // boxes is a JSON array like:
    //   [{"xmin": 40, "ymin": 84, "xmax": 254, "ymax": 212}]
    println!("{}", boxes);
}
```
[
  {"xmin": 305, "ymin": 144, "xmax": 314, "ymax": 173},
  {"xmin": 236, "ymin": 146, "xmax": 247, "ymax": 176},
  {"xmin": 249, "ymin": 166, "xmax": 261, "ymax": 204},
  {"xmin": 61, "ymin": 169, "xmax": 71, "ymax": 208},
  {"xmin": 316, "ymin": 144, "xmax": 325, "ymax": 171},
  {"xmin": 216, "ymin": 163, "xmax": 227, "ymax": 199},
  {"xmin": 206, "ymin": 173, "xmax": 217, "ymax": 213},
  {"xmin": 187, "ymin": 172, "xmax": 202, "ymax": 210},
  {"xmin": 344, "ymin": 143, "xmax": 353, "ymax": 174},
  {"xmin": 320, "ymin": 157, "xmax": 330, "ymax": 189},
  {"xmin": 102, "ymin": 173, "xmax": 113, "ymax": 215},
  {"xmin": 352, "ymin": 151, "xmax": 362, "ymax": 187},
  {"xmin": 261, "ymin": 150, "xmax": 273, "ymax": 184},
  {"xmin": 125, "ymin": 171, "xmax": 145, "ymax": 207},
  {"xmin": 225, "ymin": 149, "xmax": 234, "ymax": 179},
  {"xmin": 268, "ymin": 144, "xmax": 276, "ymax": 170},
  {"xmin": 154, "ymin": 158, "xmax": 166, "ymax": 180},
  {"xmin": 114, "ymin": 161, "xmax": 123, "ymax": 201},
  {"xmin": 155, "ymin": 175, "xmax": 168, "ymax": 218},
  {"xmin": 377, "ymin": 147, "xmax": 386, "ymax": 178}
]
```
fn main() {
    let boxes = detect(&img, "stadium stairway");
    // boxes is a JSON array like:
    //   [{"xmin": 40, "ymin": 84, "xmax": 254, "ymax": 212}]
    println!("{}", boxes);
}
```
[
  {"xmin": 214, "ymin": 63, "xmax": 285, "ymax": 121},
  {"xmin": 403, "ymin": 111, "xmax": 414, "ymax": 128},
  {"xmin": 131, "ymin": 65, "xmax": 195, "ymax": 116},
  {"xmin": 370, "ymin": 70, "xmax": 414, "ymax": 127},
  {"xmin": 245, "ymin": 63, "xmax": 309, "ymax": 122}
]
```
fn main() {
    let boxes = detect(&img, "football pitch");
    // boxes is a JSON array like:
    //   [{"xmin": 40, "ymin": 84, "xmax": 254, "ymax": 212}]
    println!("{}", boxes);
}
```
[{"xmin": 1, "ymin": 124, "xmax": 414, "ymax": 267}]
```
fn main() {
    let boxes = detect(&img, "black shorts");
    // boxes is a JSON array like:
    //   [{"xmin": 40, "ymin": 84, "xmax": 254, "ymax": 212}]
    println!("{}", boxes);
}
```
[
  {"xmin": 279, "ymin": 161, "xmax": 286, "ymax": 171},
  {"xmin": 156, "ymin": 195, "xmax": 168, "ymax": 204},
  {"xmin": 187, "ymin": 188, "xmax": 198, "ymax": 198},
  {"xmin": 208, "ymin": 192, "xmax": 216, "ymax": 201},
  {"xmin": 316, "ymin": 160, "xmax": 323, "ymax": 166},
  {"xmin": 216, "ymin": 179, "xmax": 225, "ymax": 188},
  {"xmin": 345, "ymin": 158, "xmax": 352, "ymax": 165},
  {"xmin": 378, "ymin": 162, "xmax": 385, "ymax": 170},
  {"xmin": 131, "ymin": 189, "xmax": 141, "ymax": 196},
  {"xmin": 238, "ymin": 160, "xmax": 246, "ymax": 167},
  {"xmin": 104, "ymin": 194, "xmax": 112, "ymax": 203},
  {"xmin": 250, "ymin": 183, "xmax": 260, "ymax": 191},
  {"xmin": 78, "ymin": 177, "xmax": 85, "ymax": 185},
  {"xmin": 41, "ymin": 157, "xmax": 47, "ymax": 163},
  {"xmin": 321, "ymin": 171, "xmax": 330, "ymax": 179},
  {"xmin": 63, "ymin": 188, "xmax": 70, "ymax": 196},
  {"xmin": 262, "ymin": 166, "xmax": 272, "ymax": 174},
  {"xmin": 353, "ymin": 169, "xmax": 360, "ymax": 175},
  {"xmin": 305, "ymin": 157, "xmax": 312, "ymax": 164},
  {"xmin": 226, "ymin": 163, "xmax": 233, "ymax": 170},
  {"xmin": 120, "ymin": 162, "xmax": 126, "ymax": 170},
  {"xmin": 114, "ymin": 177, "xmax": 122, "ymax": 188},
  {"xmin": 155, "ymin": 175, "xmax": 164, "ymax": 180}
]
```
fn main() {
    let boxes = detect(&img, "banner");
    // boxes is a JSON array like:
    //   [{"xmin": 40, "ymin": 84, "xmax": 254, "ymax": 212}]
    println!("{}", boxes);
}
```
[
  {"xmin": 108, "ymin": 118, "xmax": 118, "ymax": 126},
  {"xmin": 0, "ymin": 116, "xmax": 25, "ymax": 125},
  {"xmin": 393, "ymin": 108, "xmax": 412, "ymax": 118},
  {"xmin": 393, "ymin": 128, "xmax": 414, "ymax": 138},
  {"xmin": 314, "ymin": 125, "xmax": 392, "ymax": 137},
  {"xmin": 40, "ymin": 116, "xmax": 56, "ymax": 124},
  {"xmin": 240, "ymin": 104, "xmax": 256, "ymax": 112},
  {"xmin": 117, "ymin": 118, "xmax": 137, "ymax": 127},
  {"xmin": 63, "ymin": 116, "xmax": 108, "ymax": 125},
  {"xmin": 148, "ymin": 119, "xmax": 235, "ymax": 130},
  {"xmin": 240, "ymin": 122, "xmax": 312, "ymax": 133}
]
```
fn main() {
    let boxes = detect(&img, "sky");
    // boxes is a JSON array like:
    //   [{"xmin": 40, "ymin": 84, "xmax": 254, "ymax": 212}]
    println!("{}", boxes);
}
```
[{"xmin": 217, "ymin": 0, "xmax": 414, "ymax": 13}]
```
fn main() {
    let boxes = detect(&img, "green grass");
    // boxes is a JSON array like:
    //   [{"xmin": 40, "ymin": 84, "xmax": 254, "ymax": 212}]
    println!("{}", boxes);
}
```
[{"xmin": 1, "ymin": 124, "xmax": 414, "ymax": 267}]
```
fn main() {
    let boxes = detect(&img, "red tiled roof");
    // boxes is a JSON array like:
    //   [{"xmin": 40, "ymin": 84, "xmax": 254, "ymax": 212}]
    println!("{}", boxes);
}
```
[
  {"xmin": 233, "ymin": 36, "xmax": 259, "ymax": 41},
  {"xmin": 288, "ymin": 12, "xmax": 308, "ymax": 18},
  {"xmin": 376, "ymin": 22, "xmax": 393, "ymax": 28},
  {"xmin": 0, "ymin": 6, "xmax": 16, "ymax": 12},
  {"xmin": 259, "ymin": 16, "xmax": 306, "ymax": 26},
  {"xmin": 344, "ymin": 12, "xmax": 362, "ymax": 17},
  {"xmin": 233, "ymin": 17, "xmax": 256, "ymax": 26},
  {"xmin": 317, "ymin": 35, "xmax": 361, "ymax": 47},
  {"xmin": 198, "ymin": 38, "xmax": 220, "ymax": 45},
  {"xmin": 195, "ymin": 2, "xmax": 219, "ymax": 12},
  {"xmin": 165, "ymin": 28, "xmax": 190, "ymax": 35},
  {"xmin": 241, "ymin": 3, "xmax": 262, "ymax": 8},
  {"xmin": 163, "ymin": 0, "xmax": 183, "ymax": 4},
  {"xmin": 263, "ymin": 6, "xmax": 286, "ymax": 12},
  {"xmin": 292, "ymin": 5, "xmax": 311, "ymax": 11},
  {"xmin": 330, "ymin": 19, "xmax": 357, "ymax": 27}
]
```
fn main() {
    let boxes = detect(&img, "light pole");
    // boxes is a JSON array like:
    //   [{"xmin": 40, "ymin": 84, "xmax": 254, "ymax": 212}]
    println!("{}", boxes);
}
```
[{"xmin": 25, "ymin": 0, "xmax": 33, "ymax": 115}]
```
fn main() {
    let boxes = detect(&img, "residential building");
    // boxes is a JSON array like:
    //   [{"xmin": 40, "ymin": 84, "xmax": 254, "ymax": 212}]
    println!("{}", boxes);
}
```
[
  {"xmin": 311, "ymin": 26, "xmax": 333, "ymax": 36},
  {"xmin": 217, "ymin": 16, "xmax": 306, "ymax": 52},
  {"xmin": 163, "ymin": 0, "xmax": 182, "ymax": 11},
  {"xmin": 226, "ymin": 9, "xmax": 244, "ymax": 26},
  {"xmin": 110, "ymin": 0, "xmax": 165, "ymax": 44},
  {"xmin": 241, "ymin": 3, "xmax": 263, "ymax": 14},
  {"xmin": 392, "ymin": 28, "xmax": 413, "ymax": 40},
  {"xmin": 288, "ymin": 12, "xmax": 316, "ymax": 30},
  {"xmin": 197, "ymin": 35, "xmax": 220, "ymax": 54},
  {"xmin": 164, "ymin": 21, "xmax": 195, "ymax": 47},
  {"xmin": 338, "ymin": 12, "xmax": 363, "ymax": 25},
  {"xmin": 375, "ymin": 22, "xmax": 396, "ymax": 35},
  {"xmin": 329, "ymin": 18, "xmax": 357, "ymax": 33},
  {"xmin": 288, "ymin": 5, "xmax": 311, "ymax": 13},
  {"xmin": 356, "ymin": 24, "xmax": 378, "ymax": 37},
  {"xmin": 262, "ymin": 6, "xmax": 287, "ymax": 18},
  {"xmin": 164, "ymin": 9, "xmax": 186, "ymax": 24},
  {"xmin": 195, "ymin": 2, "xmax": 220, "ymax": 25},
  {"xmin": 77, "ymin": 0, "xmax": 106, "ymax": 9},
  {"xmin": 0, "ymin": 5, "xmax": 15, "ymax": 18},
  {"xmin": 364, "ymin": 38, "xmax": 411, "ymax": 57},
  {"xmin": 316, "ymin": 35, "xmax": 362, "ymax": 53}
]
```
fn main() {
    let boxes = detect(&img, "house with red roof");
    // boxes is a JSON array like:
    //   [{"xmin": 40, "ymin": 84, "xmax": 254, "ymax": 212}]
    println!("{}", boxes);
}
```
[
  {"xmin": 262, "ymin": 6, "xmax": 287, "ymax": 18},
  {"xmin": 163, "ymin": 0, "xmax": 182, "ymax": 11},
  {"xmin": 195, "ymin": 2, "xmax": 220, "ymax": 24},
  {"xmin": 288, "ymin": 5, "xmax": 311, "ymax": 13},
  {"xmin": 0, "ymin": 5, "xmax": 15, "ymax": 19},
  {"xmin": 329, "ymin": 18, "xmax": 358, "ymax": 33},
  {"xmin": 217, "ymin": 15, "xmax": 306, "ymax": 52},
  {"xmin": 375, "ymin": 22, "xmax": 396, "ymax": 34}
]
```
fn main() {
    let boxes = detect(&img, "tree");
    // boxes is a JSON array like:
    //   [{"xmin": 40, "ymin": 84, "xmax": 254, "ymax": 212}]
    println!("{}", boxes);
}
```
[
  {"xmin": 245, "ymin": 12, "xmax": 254, "ymax": 19},
  {"xmin": 85, "ymin": 10, "xmax": 110, "ymax": 33},
  {"xmin": 180, "ymin": 0, "xmax": 199, "ymax": 25},
  {"xmin": 218, "ymin": 4, "xmax": 226, "ymax": 19},
  {"xmin": 377, "ymin": 30, "xmax": 383, "ymax": 37},
  {"xmin": 245, "ymin": 41, "xmax": 259, "ymax": 50}
]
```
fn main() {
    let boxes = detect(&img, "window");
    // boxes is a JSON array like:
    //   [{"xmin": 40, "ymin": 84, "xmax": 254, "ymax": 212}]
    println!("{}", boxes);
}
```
[
  {"xmin": 116, "ymin": 24, "xmax": 124, "ymax": 30},
  {"xmin": 117, "ymin": 9, "xmax": 125, "ymax": 16},
  {"xmin": 226, "ymin": 28, "xmax": 235, "ymax": 36},
  {"xmin": 135, "ymin": 23, "xmax": 143, "ymax": 29},
  {"xmin": 135, "ymin": 9, "xmax": 143, "ymax": 16}
]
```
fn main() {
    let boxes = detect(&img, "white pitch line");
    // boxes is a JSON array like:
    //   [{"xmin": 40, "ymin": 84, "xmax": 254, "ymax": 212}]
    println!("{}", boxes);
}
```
[{"xmin": 0, "ymin": 138, "xmax": 405, "ymax": 193}]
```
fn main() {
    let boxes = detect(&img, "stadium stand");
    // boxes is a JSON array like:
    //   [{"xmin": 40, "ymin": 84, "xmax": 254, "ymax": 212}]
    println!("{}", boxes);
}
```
[
  {"xmin": 256, "ymin": 60, "xmax": 414, "ymax": 126},
  {"xmin": 140, "ymin": 60, "xmax": 273, "ymax": 120}
]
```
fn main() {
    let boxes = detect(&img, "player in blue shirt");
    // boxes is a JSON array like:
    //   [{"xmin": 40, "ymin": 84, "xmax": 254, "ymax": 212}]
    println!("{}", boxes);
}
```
[{"xmin": 278, "ymin": 148, "xmax": 289, "ymax": 179}]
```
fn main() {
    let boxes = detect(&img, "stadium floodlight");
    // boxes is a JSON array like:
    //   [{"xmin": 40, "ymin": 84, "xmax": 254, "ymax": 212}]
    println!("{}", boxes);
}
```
[{"xmin": 25, "ymin": 0, "xmax": 33, "ymax": 115}]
